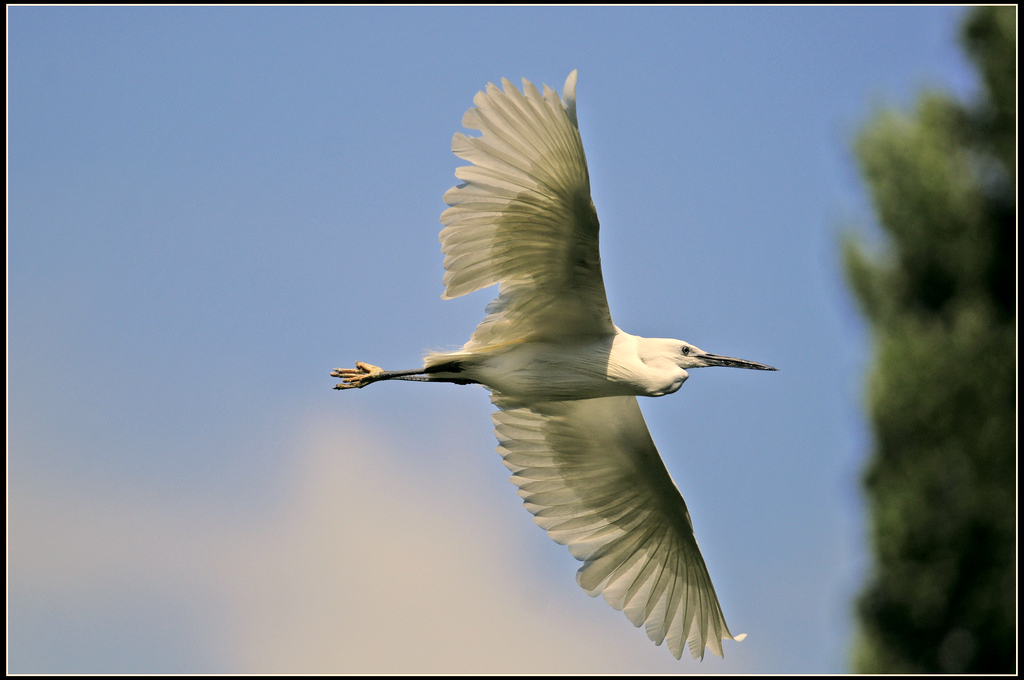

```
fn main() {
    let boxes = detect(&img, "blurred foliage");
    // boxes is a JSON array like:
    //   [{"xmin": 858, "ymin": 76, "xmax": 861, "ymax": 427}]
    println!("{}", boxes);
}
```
[{"xmin": 844, "ymin": 6, "xmax": 1016, "ymax": 674}]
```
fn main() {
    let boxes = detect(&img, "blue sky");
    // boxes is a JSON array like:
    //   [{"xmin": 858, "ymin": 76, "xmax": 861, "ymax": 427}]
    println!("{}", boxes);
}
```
[{"xmin": 9, "ymin": 6, "xmax": 978, "ymax": 673}]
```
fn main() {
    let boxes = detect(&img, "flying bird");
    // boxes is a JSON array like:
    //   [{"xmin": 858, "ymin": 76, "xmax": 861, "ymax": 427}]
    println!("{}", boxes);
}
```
[{"xmin": 332, "ymin": 71, "xmax": 775, "ymax": 660}]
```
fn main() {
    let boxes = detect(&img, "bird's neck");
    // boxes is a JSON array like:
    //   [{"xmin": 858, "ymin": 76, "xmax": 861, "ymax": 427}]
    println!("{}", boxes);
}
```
[{"xmin": 614, "ymin": 333, "xmax": 689, "ymax": 397}]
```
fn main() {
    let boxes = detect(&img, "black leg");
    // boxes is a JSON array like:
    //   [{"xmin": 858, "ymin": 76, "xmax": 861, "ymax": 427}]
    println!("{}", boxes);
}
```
[{"xmin": 331, "ymin": 362, "xmax": 478, "ymax": 390}]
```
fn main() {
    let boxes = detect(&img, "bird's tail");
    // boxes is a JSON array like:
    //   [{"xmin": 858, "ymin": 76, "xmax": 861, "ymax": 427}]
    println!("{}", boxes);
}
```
[{"xmin": 423, "ymin": 348, "xmax": 475, "ymax": 371}]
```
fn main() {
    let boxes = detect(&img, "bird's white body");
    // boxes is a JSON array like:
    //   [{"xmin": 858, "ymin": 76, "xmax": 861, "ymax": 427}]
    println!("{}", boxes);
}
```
[
  {"xmin": 426, "ymin": 330, "xmax": 691, "ymax": 401},
  {"xmin": 333, "ymin": 71, "xmax": 774, "ymax": 661}
]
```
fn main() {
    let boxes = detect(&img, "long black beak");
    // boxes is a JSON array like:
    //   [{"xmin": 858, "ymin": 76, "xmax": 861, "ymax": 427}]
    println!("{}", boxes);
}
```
[{"xmin": 700, "ymin": 353, "xmax": 777, "ymax": 371}]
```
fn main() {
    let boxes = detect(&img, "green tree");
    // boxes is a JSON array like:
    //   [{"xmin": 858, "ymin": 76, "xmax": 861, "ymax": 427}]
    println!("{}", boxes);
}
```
[{"xmin": 845, "ymin": 6, "xmax": 1016, "ymax": 674}]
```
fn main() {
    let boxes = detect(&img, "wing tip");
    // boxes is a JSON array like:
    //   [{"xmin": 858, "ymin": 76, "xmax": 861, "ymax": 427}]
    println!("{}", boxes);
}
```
[{"xmin": 562, "ymin": 69, "xmax": 579, "ymax": 127}]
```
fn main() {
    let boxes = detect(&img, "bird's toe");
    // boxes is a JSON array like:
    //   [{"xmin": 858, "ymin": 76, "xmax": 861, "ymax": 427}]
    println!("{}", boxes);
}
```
[{"xmin": 330, "ymin": 362, "xmax": 383, "ymax": 389}]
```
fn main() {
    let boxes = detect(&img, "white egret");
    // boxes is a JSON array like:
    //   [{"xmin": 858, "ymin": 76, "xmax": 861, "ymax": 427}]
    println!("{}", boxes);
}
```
[{"xmin": 332, "ymin": 71, "xmax": 775, "ymax": 660}]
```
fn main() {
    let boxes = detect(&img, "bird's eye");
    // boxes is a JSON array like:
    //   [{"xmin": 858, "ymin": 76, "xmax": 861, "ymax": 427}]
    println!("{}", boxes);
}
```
[{"xmin": 681, "ymin": 346, "xmax": 691, "ymax": 356}]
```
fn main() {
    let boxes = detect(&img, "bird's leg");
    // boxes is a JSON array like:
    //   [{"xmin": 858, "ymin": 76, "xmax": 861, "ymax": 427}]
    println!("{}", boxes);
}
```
[
  {"xmin": 331, "ymin": 360, "xmax": 478, "ymax": 390},
  {"xmin": 332, "ymin": 362, "xmax": 418, "ymax": 390}
]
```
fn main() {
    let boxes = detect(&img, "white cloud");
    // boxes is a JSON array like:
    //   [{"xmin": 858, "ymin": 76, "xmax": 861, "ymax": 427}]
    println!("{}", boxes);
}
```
[{"xmin": 10, "ymin": 411, "xmax": 754, "ymax": 673}]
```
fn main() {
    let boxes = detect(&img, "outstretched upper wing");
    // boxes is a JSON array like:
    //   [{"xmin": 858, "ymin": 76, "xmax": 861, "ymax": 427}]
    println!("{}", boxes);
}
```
[
  {"xmin": 440, "ymin": 71, "xmax": 614, "ymax": 350},
  {"xmin": 492, "ymin": 394, "xmax": 745, "ymax": 660}
]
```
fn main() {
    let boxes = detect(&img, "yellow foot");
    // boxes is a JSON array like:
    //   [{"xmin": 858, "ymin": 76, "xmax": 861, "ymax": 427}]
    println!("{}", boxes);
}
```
[{"xmin": 331, "ymin": 362, "xmax": 384, "ymax": 390}]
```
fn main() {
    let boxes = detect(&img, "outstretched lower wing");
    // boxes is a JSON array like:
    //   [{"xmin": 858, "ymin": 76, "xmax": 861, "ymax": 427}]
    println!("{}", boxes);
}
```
[
  {"xmin": 491, "ymin": 394, "xmax": 745, "ymax": 660},
  {"xmin": 440, "ymin": 71, "xmax": 614, "ymax": 350}
]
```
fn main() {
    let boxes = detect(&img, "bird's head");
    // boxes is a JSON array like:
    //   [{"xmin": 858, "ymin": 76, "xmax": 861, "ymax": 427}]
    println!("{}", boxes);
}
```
[{"xmin": 675, "ymin": 340, "xmax": 777, "ymax": 372}]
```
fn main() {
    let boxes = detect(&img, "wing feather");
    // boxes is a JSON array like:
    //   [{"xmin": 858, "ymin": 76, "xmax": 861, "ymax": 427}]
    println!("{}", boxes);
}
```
[
  {"xmin": 491, "ymin": 394, "xmax": 745, "ymax": 660},
  {"xmin": 439, "ymin": 71, "xmax": 614, "ymax": 349}
]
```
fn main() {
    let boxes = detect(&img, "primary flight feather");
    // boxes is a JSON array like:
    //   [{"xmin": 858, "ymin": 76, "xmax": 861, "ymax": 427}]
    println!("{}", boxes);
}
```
[{"xmin": 332, "ymin": 70, "xmax": 775, "ymax": 660}]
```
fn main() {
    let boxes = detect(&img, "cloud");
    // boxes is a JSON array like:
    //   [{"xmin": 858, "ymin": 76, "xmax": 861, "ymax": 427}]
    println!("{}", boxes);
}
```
[{"xmin": 11, "ymin": 411, "xmax": 749, "ymax": 673}]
